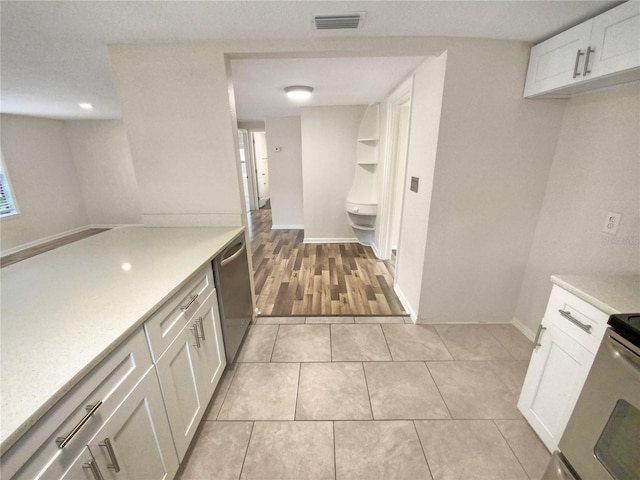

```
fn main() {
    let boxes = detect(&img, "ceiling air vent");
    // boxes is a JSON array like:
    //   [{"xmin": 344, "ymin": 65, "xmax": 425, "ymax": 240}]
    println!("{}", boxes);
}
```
[{"xmin": 312, "ymin": 13, "xmax": 365, "ymax": 30}]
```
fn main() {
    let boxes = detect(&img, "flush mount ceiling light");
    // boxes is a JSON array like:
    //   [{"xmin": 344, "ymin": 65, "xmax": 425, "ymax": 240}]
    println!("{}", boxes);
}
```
[
  {"xmin": 78, "ymin": 102, "xmax": 94, "ymax": 110},
  {"xmin": 284, "ymin": 85, "xmax": 314, "ymax": 100}
]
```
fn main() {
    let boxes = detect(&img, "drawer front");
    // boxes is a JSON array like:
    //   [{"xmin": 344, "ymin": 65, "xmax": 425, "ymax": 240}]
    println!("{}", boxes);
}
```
[
  {"xmin": 4, "ymin": 328, "xmax": 152, "ymax": 480},
  {"xmin": 544, "ymin": 284, "xmax": 609, "ymax": 354},
  {"xmin": 144, "ymin": 265, "xmax": 215, "ymax": 360}
]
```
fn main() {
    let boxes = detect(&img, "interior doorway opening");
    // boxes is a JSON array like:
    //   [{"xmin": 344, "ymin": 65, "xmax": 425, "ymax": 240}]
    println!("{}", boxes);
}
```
[{"xmin": 237, "ymin": 129, "xmax": 270, "ymax": 212}]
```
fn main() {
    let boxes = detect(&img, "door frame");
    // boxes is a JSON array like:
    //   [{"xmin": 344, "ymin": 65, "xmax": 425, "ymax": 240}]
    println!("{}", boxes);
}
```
[
  {"xmin": 238, "ymin": 129, "xmax": 259, "ymax": 211},
  {"xmin": 377, "ymin": 76, "xmax": 413, "ymax": 261}
]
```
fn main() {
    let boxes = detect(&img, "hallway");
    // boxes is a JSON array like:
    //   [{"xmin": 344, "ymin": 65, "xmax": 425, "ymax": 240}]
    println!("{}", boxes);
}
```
[{"xmin": 247, "ymin": 209, "xmax": 405, "ymax": 317}]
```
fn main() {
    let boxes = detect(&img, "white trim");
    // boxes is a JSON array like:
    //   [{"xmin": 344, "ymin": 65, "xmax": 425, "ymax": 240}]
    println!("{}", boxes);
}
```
[
  {"xmin": 511, "ymin": 316, "xmax": 536, "ymax": 342},
  {"xmin": 142, "ymin": 213, "xmax": 242, "ymax": 227},
  {"xmin": 303, "ymin": 237, "xmax": 359, "ymax": 244},
  {"xmin": 370, "ymin": 241, "xmax": 382, "ymax": 259},
  {"xmin": 393, "ymin": 283, "xmax": 417, "ymax": 322},
  {"xmin": 377, "ymin": 75, "xmax": 414, "ymax": 261},
  {"xmin": 271, "ymin": 224, "xmax": 304, "ymax": 230}
]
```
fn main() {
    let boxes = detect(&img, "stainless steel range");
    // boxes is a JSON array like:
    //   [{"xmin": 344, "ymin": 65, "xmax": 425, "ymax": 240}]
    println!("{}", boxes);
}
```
[{"xmin": 543, "ymin": 313, "xmax": 640, "ymax": 480}]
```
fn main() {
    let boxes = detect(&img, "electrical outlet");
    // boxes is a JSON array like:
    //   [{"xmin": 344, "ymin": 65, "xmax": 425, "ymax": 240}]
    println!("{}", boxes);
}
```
[
  {"xmin": 602, "ymin": 212, "xmax": 621, "ymax": 235},
  {"xmin": 274, "ymin": 146, "xmax": 282, "ymax": 152}
]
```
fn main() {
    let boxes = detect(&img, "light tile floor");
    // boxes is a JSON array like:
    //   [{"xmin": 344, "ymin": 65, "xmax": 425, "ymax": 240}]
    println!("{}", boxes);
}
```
[{"xmin": 177, "ymin": 317, "xmax": 551, "ymax": 480}]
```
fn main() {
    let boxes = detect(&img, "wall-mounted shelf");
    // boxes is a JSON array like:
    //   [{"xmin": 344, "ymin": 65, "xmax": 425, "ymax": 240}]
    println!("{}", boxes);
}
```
[{"xmin": 349, "ymin": 222, "xmax": 375, "ymax": 231}]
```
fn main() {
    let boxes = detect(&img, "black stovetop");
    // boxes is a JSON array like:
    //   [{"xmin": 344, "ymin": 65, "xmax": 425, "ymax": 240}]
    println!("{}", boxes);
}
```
[{"xmin": 608, "ymin": 313, "xmax": 640, "ymax": 348}]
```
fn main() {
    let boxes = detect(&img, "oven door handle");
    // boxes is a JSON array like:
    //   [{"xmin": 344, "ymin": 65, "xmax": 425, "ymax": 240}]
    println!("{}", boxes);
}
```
[{"xmin": 607, "ymin": 335, "xmax": 640, "ymax": 380}]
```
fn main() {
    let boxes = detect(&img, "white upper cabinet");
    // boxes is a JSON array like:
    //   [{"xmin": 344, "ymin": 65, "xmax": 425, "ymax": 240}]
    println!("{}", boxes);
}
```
[{"xmin": 524, "ymin": 1, "xmax": 640, "ymax": 98}]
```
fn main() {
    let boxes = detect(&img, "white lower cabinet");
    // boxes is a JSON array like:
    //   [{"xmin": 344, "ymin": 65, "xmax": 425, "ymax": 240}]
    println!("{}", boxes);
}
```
[
  {"xmin": 87, "ymin": 370, "xmax": 178, "ymax": 480},
  {"xmin": 153, "ymin": 291, "xmax": 225, "ymax": 460},
  {"xmin": 518, "ymin": 284, "xmax": 608, "ymax": 452},
  {"xmin": 518, "ymin": 319, "xmax": 594, "ymax": 451},
  {"xmin": 58, "ymin": 448, "xmax": 100, "ymax": 480}
]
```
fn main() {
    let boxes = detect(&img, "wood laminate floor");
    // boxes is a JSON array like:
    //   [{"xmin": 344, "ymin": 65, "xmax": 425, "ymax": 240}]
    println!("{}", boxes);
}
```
[{"xmin": 248, "ymin": 209, "xmax": 406, "ymax": 316}]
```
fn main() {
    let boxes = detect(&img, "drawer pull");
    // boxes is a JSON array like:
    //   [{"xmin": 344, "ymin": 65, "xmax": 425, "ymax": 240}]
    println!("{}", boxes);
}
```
[
  {"xmin": 83, "ymin": 459, "xmax": 105, "ymax": 480},
  {"xmin": 534, "ymin": 324, "xmax": 547, "ymax": 348},
  {"xmin": 558, "ymin": 309, "xmax": 592, "ymax": 333},
  {"xmin": 99, "ymin": 437, "xmax": 121, "ymax": 472},
  {"xmin": 56, "ymin": 401, "xmax": 103, "ymax": 448},
  {"xmin": 192, "ymin": 324, "xmax": 201, "ymax": 348},
  {"xmin": 582, "ymin": 47, "xmax": 595, "ymax": 76},
  {"xmin": 180, "ymin": 294, "xmax": 199, "ymax": 311},
  {"xmin": 196, "ymin": 317, "xmax": 205, "ymax": 341}
]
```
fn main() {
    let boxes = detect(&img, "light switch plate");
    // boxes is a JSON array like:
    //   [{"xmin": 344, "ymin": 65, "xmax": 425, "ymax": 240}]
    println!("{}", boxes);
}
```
[
  {"xmin": 274, "ymin": 146, "xmax": 282, "ymax": 152},
  {"xmin": 602, "ymin": 212, "xmax": 621, "ymax": 235},
  {"xmin": 410, "ymin": 177, "xmax": 419, "ymax": 193}
]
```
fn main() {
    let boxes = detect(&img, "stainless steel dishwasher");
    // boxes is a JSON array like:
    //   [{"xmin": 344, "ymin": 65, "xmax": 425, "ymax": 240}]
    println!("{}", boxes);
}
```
[{"xmin": 213, "ymin": 232, "xmax": 253, "ymax": 364}]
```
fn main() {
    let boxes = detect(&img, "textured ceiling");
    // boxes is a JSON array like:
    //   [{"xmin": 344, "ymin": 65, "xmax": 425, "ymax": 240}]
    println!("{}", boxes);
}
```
[{"xmin": 0, "ymin": 1, "xmax": 621, "ymax": 120}]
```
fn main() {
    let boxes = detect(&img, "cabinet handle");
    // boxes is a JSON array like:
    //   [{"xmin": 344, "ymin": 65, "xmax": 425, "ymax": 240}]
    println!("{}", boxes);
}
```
[
  {"xmin": 558, "ymin": 309, "xmax": 592, "ymax": 333},
  {"xmin": 99, "ymin": 437, "xmax": 121, "ymax": 472},
  {"xmin": 192, "ymin": 324, "xmax": 201, "ymax": 348},
  {"xmin": 180, "ymin": 294, "xmax": 199, "ymax": 311},
  {"xmin": 83, "ymin": 459, "xmax": 105, "ymax": 480},
  {"xmin": 196, "ymin": 317, "xmax": 205, "ymax": 341},
  {"xmin": 534, "ymin": 324, "xmax": 547, "ymax": 348},
  {"xmin": 582, "ymin": 47, "xmax": 595, "ymax": 76},
  {"xmin": 572, "ymin": 49, "xmax": 585, "ymax": 78},
  {"xmin": 56, "ymin": 401, "xmax": 103, "ymax": 448}
]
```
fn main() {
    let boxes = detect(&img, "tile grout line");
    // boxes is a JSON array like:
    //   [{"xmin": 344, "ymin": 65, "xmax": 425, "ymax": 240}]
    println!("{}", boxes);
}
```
[
  {"xmin": 412, "ymin": 420, "xmax": 436, "ymax": 480},
  {"xmin": 268, "ymin": 324, "xmax": 280, "ymax": 362},
  {"xmin": 332, "ymin": 421, "xmax": 337, "ymax": 480},
  {"xmin": 214, "ymin": 366, "xmax": 239, "ymax": 421},
  {"xmin": 492, "ymin": 419, "xmax": 532, "ymax": 479},
  {"xmin": 237, "ymin": 421, "xmax": 255, "ymax": 480},
  {"xmin": 423, "ymin": 361, "xmax": 454, "ymax": 420},
  {"xmin": 378, "ymin": 323, "xmax": 395, "ymax": 361},
  {"xmin": 360, "ymin": 361, "xmax": 375, "ymax": 420},
  {"xmin": 293, "ymin": 362, "xmax": 302, "ymax": 421}
]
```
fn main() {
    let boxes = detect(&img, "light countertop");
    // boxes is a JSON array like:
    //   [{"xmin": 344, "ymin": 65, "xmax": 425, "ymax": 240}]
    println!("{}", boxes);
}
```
[
  {"xmin": 551, "ymin": 274, "xmax": 640, "ymax": 315},
  {"xmin": 0, "ymin": 226, "xmax": 244, "ymax": 453}
]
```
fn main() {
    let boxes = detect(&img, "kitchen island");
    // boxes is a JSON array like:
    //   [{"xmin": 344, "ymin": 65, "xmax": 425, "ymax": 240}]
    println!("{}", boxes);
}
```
[{"xmin": 0, "ymin": 226, "xmax": 244, "ymax": 463}]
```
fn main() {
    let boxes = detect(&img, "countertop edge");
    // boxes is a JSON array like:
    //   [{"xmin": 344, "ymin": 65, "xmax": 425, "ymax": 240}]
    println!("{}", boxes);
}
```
[{"xmin": 0, "ymin": 226, "xmax": 245, "ymax": 455}]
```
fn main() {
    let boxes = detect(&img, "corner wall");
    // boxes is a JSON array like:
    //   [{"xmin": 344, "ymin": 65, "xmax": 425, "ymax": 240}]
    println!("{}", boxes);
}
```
[
  {"xmin": 265, "ymin": 116, "xmax": 304, "ymax": 229},
  {"xmin": 300, "ymin": 105, "xmax": 366, "ymax": 242},
  {"xmin": 514, "ymin": 84, "xmax": 640, "ymax": 335}
]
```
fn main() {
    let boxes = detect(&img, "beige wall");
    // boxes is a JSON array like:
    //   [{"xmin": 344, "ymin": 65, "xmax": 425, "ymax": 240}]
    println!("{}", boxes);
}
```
[
  {"xmin": 417, "ymin": 42, "xmax": 567, "ymax": 324},
  {"xmin": 109, "ymin": 43, "xmax": 244, "ymax": 227},
  {"xmin": 301, "ymin": 105, "xmax": 366, "ymax": 242},
  {"xmin": 394, "ymin": 54, "xmax": 448, "ymax": 319},
  {"xmin": 66, "ymin": 120, "xmax": 142, "ymax": 225},
  {"xmin": 265, "ymin": 116, "xmax": 304, "ymax": 229},
  {"xmin": 1, "ymin": 114, "xmax": 89, "ymax": 251},
  {"xmin": 515, "ymin": 84, "xmax": 640, "ymax": 335}
]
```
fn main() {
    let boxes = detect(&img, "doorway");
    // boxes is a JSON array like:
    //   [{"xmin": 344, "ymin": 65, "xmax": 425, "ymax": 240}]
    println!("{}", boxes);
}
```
[
  {"xmin": 379, "ymin": 77, "xmax": 413, "ymax": 263},
  {"xmin": 237, "ymin": 129, "xmax": 258, "ymax": 211},
  {"xmin": 252, "ymin": 131, "xmax": 270, "ymax": 209}
]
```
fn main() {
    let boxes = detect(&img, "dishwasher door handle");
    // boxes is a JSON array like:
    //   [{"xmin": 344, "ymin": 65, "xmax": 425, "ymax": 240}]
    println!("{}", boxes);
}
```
[{"xmin": 220, "ymin": 239, "xmax": 246, "ymax": 267}]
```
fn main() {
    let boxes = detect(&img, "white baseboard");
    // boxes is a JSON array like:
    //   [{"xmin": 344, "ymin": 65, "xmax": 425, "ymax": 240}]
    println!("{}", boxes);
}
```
[
  {"xmin": 272, "ymin": 224, "xmax": 304, "ymax": 230},
  {"xmin": 303, "ymin": 237, "xmax": 359, "ymax": 244},
  {"xmin": 511, "ymin": 316, "xmax": 536, "ymax": 342},
  {"xmin": 370, "ymin": 242, "xmax": 382, "ymax": 259},
  {"xmin": 393, "ymin": 283, "xmax": 417, "ymax": 322},
  {"xmin": 1, "ymin": 225, "xmax": 91, "ymax": 257},
  {"xmin": 142, "ymin": 213, "xmax": 242, "ymax": 227}
]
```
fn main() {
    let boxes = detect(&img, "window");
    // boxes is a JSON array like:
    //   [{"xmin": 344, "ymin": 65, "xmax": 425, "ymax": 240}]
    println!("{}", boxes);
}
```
[{"xmin": 0, "ymin": 152, "xmax": 18, "ymax": 218}]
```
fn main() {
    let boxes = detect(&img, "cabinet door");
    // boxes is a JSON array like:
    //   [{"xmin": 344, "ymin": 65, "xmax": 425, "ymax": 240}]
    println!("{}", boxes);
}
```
[
  {"xmin": 88, "ymin": 370, "xmax": 178, "ymax": 480},
  {"xmin": 194, "ymin": 293, "xmax": 226, "ymax": 402},
  {"xmin": 59, "ymin": 448, "xmax": 103, "ymax": 480},
  {"xmin": 589, "ymin": 1, "xmax": 640, "ymax": 78},
  {"xmin": 517, "ymin": 319, "xmax": 594, "ymax": 452},
  {"xmin": 524, "ymin": 21, "xmax": 592, "ymax": 97},
  {"xmin": 154, "ymin": 322, "xmax": 205, "ymax": 460}
]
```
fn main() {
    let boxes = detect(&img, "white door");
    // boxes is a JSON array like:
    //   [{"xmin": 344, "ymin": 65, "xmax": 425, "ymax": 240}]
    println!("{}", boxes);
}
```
[
  {"xmin": 155, "ymin": 323, "xmax": 204, "ymax": 460},
  {"xmin": 518, "ymin": 319, "xmax": 594, "ymax": 452},
  {"xmin": 524, "ymin": 21, "xmax": 593, "ymax": 97},
  {"xmin": 88, "ymin": 369, "xmax": 178, "ymax": 480},
  {"xmin": 390, "ymin": 100, "xmax": 411, "ymax": 252},
  {"xmin": 253, "ymin": 131, "xmax": 270, "ymax": 208},
  {"xmin": 238, "ymin": 129, "xmax": 259, "ymax": 211},
  {"xmin": 589, "ymin": 1, "xmax": 640, "ymax": 78}
]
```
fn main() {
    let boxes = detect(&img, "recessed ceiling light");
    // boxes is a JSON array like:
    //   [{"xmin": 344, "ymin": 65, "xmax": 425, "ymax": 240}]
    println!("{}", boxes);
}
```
[
  {"xmin": 121, "ymin": 262, "xmax": 132, "ymax": 271},
  {"xmin": 284, "ymin": 85, "xmax": 313, "ymax": 100},
  {"xmin": 78, "ymin": 103, "xmax": 94, "ymax": 110}
]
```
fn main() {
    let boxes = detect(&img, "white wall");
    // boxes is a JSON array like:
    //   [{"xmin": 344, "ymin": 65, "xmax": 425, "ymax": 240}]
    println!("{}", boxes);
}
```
[
  {"xmin": 417, "ymin": 42, "xmax": 567, "ymax": 323},
  {"xmin": 109, "ymin": 43, "xmax": 244, "ymax": 227},
  {"xmin": 238, "ymin": 121, "xmax": 265, "ymax": 131},
  {"xmin": 65, "ymin": 120, "xmax": 142, "ymax": 225},
  {"xmin": 0, "ymin": 114, "xmax": 89, "ymax": 251},
  {"xmin": 301, "ymin": 105, "xmax": 366, "ymax": 242},
  {"xmin": 514, "ymin": 84, "xmax": 640, "ymax": 335},
  {"xmin": 394, "ymin": 54, "xmax": 448, "ymax": 320},
  {"xmin": 265, "ymin": 116, "xmax": 304, "ymax": 228}
]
